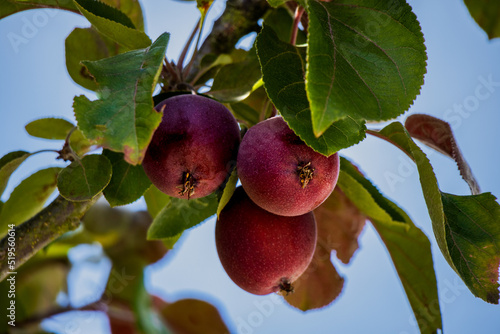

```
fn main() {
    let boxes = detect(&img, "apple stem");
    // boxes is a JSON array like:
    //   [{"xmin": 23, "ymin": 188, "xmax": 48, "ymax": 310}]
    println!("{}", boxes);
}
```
[{"xmin": 297, "ymin": 162, "xmax": 314, "ymax": 188}]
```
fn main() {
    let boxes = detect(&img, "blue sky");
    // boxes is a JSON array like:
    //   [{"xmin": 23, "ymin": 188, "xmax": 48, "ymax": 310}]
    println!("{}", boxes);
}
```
[{"xmin": 0, "ymin": 0, "xmax": 499, "ymax": 333}]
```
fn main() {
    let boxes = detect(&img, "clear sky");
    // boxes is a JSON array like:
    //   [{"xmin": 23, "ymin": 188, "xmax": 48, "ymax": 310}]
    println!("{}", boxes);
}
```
[{"xmin": 0, "ymin": 0, "xmax": 499, "ymax": 333}]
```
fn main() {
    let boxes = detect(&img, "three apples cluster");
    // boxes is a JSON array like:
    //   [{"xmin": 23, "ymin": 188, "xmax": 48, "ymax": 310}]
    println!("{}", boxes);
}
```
[{"xmin": 143, "ymin": 94, "xmax": 340, "ymax": 296}]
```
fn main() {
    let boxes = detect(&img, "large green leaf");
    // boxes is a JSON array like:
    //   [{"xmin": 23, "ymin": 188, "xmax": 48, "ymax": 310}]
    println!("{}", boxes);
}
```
[
  {"xmin": 74, "ymin": 33, "xmax": 169, "ymax": 165},
  {"xmin": 0, "ymin": 167, "xmax": 61, "ymax": 236},
  {"xmin": 376, "ymin": 122, "xmax": 500, "ymax": 304},
  {"xmin": 0, "ymin": 0, "xmax": 79, "ymax": 20},
  {"xmin": 25, "ymin": 118, "xmax": 74, "ymax": 140},
  {"xmin": 103, "ymin": 150, "xmax": 151, "ymax": 207},
  {"xmin": 306, "ymin": 0, "xmax": 426, "ymax": 136},
  {"xmin": 337, "ymin": 157, "xmax": 442, "ymax": 334},
  {"xmin": 256, "ymin": 25, "xmax": 366, "ymax": 156},
  {"xmin": 57, "ymin": 154, "xmax": 112, "ymax": 201},
  {"xmin": 147, "ymin": 193, "xmax": 218, "ymax": 240},
  {"xmin": 73, "ymin": 0, "xmax": 151, "ymax": 50},
  {"xmin": 464, "ymin": 0, "xmax": 500, "ymax": 39},
  {"xmin": 0, "ymin": 150, "xmax": 30, "ymax": 197},
  {"xmin": 442, "ymin": 192, "xmax": 500, "ymax": 304},
  {"xmin": 65, "ymin": 27, "xmax": 122, "ymax": 91}
]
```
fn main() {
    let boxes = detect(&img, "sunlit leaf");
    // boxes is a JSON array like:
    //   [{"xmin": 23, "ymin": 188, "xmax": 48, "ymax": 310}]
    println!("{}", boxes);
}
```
[
  {"xmin": 405, "ymin": 114, "xmax": 480, "ymax": 195},
  {"xmin": 57, "ymin": 155, "xmax": 112, "ymax": 201},
  {"xmin": 306, "ymin": 0, "xmax": 427, "ymax": 136},
  {"xmin": 0, "ymin": 167, "xmax": 61, "ymax": 236},
  {"xmin": 101, "ymin": 0, "xmax": 145, "ymax": 31},
  {"xmin": 0, "ymin": 0, "xmax": 79, "ymax": 20},
  {"xmin": 144, "ymin": 185, "xmax": 171, "ymax": 219},
  {"xmin": 376, "ymin": 121, "xmax": 500, "ymax": 304},
  {"xmin": 256, "ymin": 25, "xmax": 366, "ymax": 156},
  {"xmin": 216, "ymin": 169, "xmax": 238, "ymax": 218},
  {"xmin": 337, "ymin": 157, "xmax": 442, "ymax": 334},
  {"xmin": 73, "ymin": 0, "xmax": 151, "ymax": 50},
  {"xmin": 103, "ymin": 150, "xmax": 151, "ymax": 207},
  {"xmin": 74, "ymin": 33, "xmax": 169, "ymax": 165},
  {"xmin": 25, "ymin": 118, "xmax": 74, "ymax": 140}
]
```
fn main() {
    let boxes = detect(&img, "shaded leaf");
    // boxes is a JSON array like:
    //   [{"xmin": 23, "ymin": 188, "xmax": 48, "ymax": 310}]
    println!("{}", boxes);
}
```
[
  {"xmin": 0, "ymin": 150, "xmax": 30, "ymax": 197},
  {"xmin": 405, "ymin": 114, "xmax": 480, "ymax": 195},
  {"xmin": 209, "ymin": 48, "xmax": 262, "ymax": 102},
  {"xmin": 464, "ymin": 0, "xmax": 500, "ymax": 39},
  {"xmin": 306, "ymin": 0, "xmax": 427, "ymax": 136},
  {"xmin": 0, "ymin": 167, "xmax": 61, "ymax": 236},
  {"xmin": 337, "ymin": 157, "xmax": 442, "ymax": 334},
  {"xmin": 57, "ymin": 155, "xmax": 112, "ymax": 201},
  {"xmin": 216, "ymin": 169, "xmax": 238, "ymax": 218},
  {"xmin": 377, "ymin": 121, "xmax": 500, "ymax": 304},
  {"xmin": 73, "ymin": 0, "xmax": 151, "ymax": 50},
  {"xmin": 25, "ymin": 118, "xmax": 74, "ymax": 140},
  {"xmin": 285, "ymin": 246, "xmax": 344, "ymax": 311},
  {"xmin": 16, "ymin": 262, "xmax": 68, "ymax": 322},
  {"xmin": 0, "ymin": 0, "xmax": 79, "ymax": 20},
  {"xmin": 65, "ymin": 27, "xmax": 121, "ymax": 91},
  {"xmin": 103, "ymin": 150, "xmax": 151, "ymax": 207},
  {"xmin": 74, "ymin": 33, "xmax": 169, "ymax": 165},
  {"xmin": 147, "ymin": 193, "xmax": 218, "ymax": 240},
  {"xmin": 229, "ymin": 86, "xmax": 271, "ymax": 127},
  {"xmin": 314, "ymin": 187, "xmax": 366, "ymax": 264},
  {"xmin": 256, "ymin": 25, "xmax": 366, "ymax": 156},
  {"xmin": 442, "ymin": 192, "xmax": 500, "ymax": 304},
  {"xmin": 263, "ymin": 7, "xmax": 307, "ymax": 44},
  {"xmin": 159, "ymin": 298, "xmax": 230, "ymax": 334},
  {"xmin": 144, "ymin": 185, "xmax": 171, "ymax": 219}
]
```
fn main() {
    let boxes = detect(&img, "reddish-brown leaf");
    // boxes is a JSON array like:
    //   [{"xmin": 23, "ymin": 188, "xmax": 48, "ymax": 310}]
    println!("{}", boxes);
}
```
[
  {"xmin": 285, "ymin": 246, "xmax": 344, "ymax": 311},
  {"xmin": 405, "ymin": 114, "xmax": 480, "ymax": 194},
  {"xmin": 314, "ymin": 187, "xmax": 367, "ymax": 264},
  {"xmin": 159, "ymin": 298, "xmax": 230, "ymax": 334}
]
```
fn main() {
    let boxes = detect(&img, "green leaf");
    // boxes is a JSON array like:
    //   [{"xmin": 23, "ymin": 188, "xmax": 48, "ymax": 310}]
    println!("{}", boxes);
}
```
[
  {"xmin": 442, "ymin": 192, "xmax": 500, "ymax": 304},
  {"xmin": 256, "ymin": 25, "xmax": 366, "ymax": 156},
  {"xmin": 209, "ymin": 48, "xmax": 262, "ymax": 102},
  {"xmin": 147, "ymin": 193, "xmax": 218, "ymax": 240},
  {"xmin": 264, "ymin": 7, "xmax": 307, "ymax": 45},
  {"xmin": 377, "ymin": 122, "xmax": 500, "ymax": 304},
  {"xmin": 25, "ymin": 118, "xmax": 74, "ymax": 140},
  {"xmin": 216, "ymin": 169, "xmax": 238, "ymax": 218},
  {"xmin": 65, "ymin": 27, "xmax": 121, "ymax": 91},
  {"xmin": 143, "ymin": 185, "xmax": 170, "ymax": 220},
  {"xmin": 337, "ymin": 157, "xmax": 442, "ymax": 334},
  {"xmin": 0, "ymin": 167, "xmax": 61, "ymax": 236},
  {"xmin": 101, "ymin": 0, "xmax": 145, "ymax": 31},
  {"xmin": 74, "ymin": 33, "xmax": 169, "ymax": 165},
  {"xmin": 57, "ymin": 155, "xmax": 112, "ymax": 201},
  {"xmin": 306, "ymin": 0, "xmax": 427, "ymax": 136},
  {"xmin": 464, "ymin": 0, "xmax": 500, "ymax": 39},
  {"xmin": 0, "ymin": 0, "xmax": 79, "ymax": 20},
  {"xmin": 103, "ymin": 150, "xmax": 151, "ymax": 207},
  {"xmin": 0, "ymin": 150, "xmax": 30, "ymax": 197},
  {"xmin": 73, "ymin": 0, "xmax": 151, "ymax": 50}
]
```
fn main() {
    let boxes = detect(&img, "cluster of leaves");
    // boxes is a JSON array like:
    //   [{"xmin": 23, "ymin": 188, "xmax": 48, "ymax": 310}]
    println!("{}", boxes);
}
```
[{"xmin": 1, "ymin": 0, "xmax": 500, "ymax": 333}]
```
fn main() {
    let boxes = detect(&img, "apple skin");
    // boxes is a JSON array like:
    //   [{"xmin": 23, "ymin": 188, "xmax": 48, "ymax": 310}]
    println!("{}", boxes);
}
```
[
  {"xmin": 143, "ymin": 94, "xmax": 240, "ymax": 199},
  {"xmin": 215, "ymin": 186, "xmax": 317, "ymax": 295},
  {"xmin": 237, "ymin": 116, "xmax": 340, "ymax": 216}
]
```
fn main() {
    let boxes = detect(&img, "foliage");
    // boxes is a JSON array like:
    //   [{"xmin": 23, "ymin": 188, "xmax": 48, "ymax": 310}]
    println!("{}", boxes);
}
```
[{"xmin": 0, "ymin": 0, "xmax": 499, "ymax": 333}]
